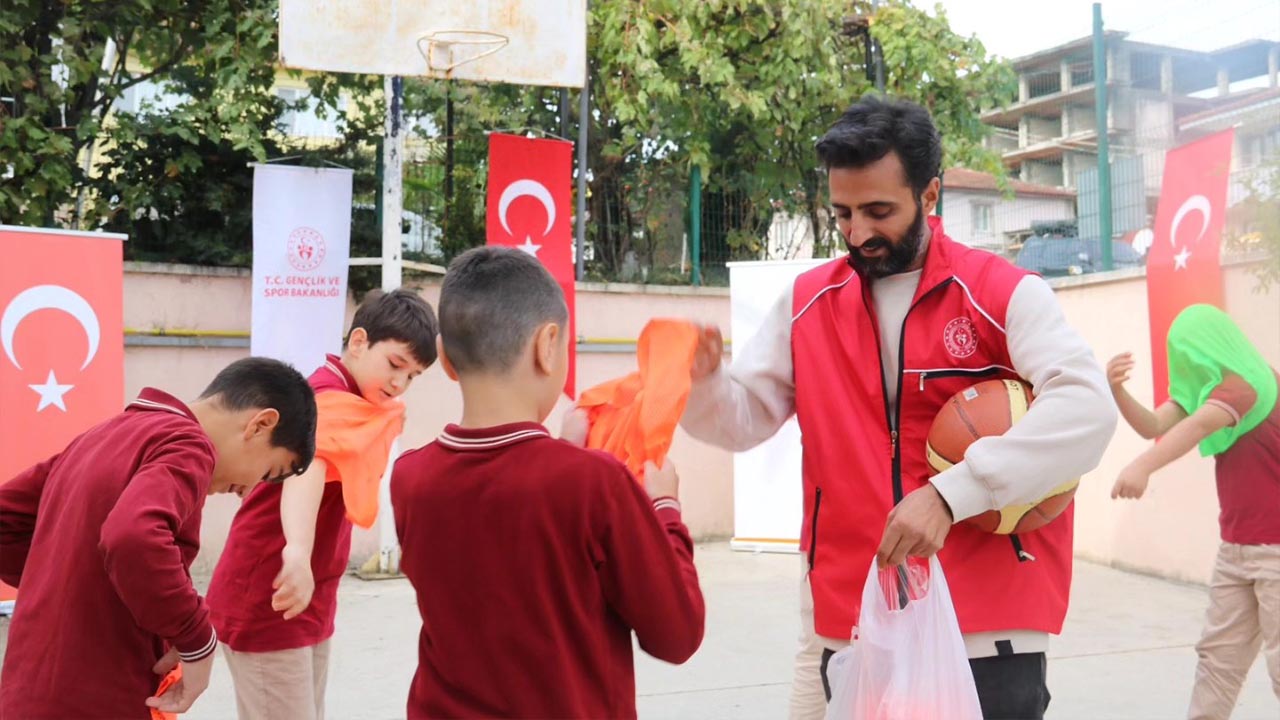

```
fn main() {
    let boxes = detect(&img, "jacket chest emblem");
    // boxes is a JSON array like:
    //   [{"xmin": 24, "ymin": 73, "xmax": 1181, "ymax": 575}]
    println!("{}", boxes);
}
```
[{"xmin": 943, "ymin": 317, "xmax": 979, "ymax": 358}]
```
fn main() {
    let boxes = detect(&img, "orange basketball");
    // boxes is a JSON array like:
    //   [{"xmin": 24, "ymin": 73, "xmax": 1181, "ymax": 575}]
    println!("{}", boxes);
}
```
[{"xmin": 926, "ymin": 379, "xmax": 1077, "ymax": 534}]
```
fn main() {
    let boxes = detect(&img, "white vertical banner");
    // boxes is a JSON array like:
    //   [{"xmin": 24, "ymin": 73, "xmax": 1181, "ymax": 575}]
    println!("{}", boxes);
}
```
[
  {"xmin": 252, "ymin": 164, "xmax": 353, "ymax": 374},
  {"xmin": 727, "ymin": 259, "xmax": 825, "ymax": 554}
]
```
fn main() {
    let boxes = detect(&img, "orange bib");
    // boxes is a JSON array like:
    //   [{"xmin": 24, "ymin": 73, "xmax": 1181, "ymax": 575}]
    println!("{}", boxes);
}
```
[
  {"xmin": 315, "ymin": 392, "xmax": 405, "ymax": 528},
  {"xmin": 577, "ymin": 319, "xmax": 699, "ymax": 483}
]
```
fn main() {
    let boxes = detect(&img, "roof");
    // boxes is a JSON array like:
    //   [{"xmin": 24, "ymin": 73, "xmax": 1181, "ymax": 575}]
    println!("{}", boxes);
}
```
[
  {"xmin": 1009, "ymin": 31, "xmax": 1127, "ymax": 69},
  {"xmin": 1178, "ymin": 87, "xmax": 1280, "ymax": 129},
  {"xmin": 942, "ymin": 168, "xmax": 1077, "ymax": 198},
  {"xmin": 1009, "ymin": 35, "xmax": 1278, "ymax": 75}
]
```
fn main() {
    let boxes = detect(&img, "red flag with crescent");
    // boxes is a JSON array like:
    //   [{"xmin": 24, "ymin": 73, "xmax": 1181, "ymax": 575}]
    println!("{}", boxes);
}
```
[
  {"xmin": 1145, "ymin": 130, "xmax": 1234, "ymax": 406},
  {"xmin": 486, "ymin": 133, "xmax": 576, "ymax": 398},
  {"xmin": 0, "ymin": 226, "xmax": 125, "ymax": 602}
]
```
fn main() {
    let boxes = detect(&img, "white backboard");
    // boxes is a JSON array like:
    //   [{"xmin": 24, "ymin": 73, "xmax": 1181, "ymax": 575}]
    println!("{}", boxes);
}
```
[{"xmin": 279, "ymin": 0, "xmax": 587, "ymax": 88}]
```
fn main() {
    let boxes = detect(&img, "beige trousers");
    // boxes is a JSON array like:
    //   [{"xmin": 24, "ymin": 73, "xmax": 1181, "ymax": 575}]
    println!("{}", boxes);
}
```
[
  {"xmin": 789, "ymin": 560, "xmax": 849, "ymax": 720},
  {"xmin": 1188, "ymin": 543, "xmax": 1280, "ymax": 720},
  {"xmin": 222, "ymin": 640, "xmax": 332, "ymax": 720}
]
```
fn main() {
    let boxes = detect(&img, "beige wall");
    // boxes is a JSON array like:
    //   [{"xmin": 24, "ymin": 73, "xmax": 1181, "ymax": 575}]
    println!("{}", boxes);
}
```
[
  {"xmin": 122, "ymin": 266, "xmax": 733, "ymax": 573},
  {"xmin": 124, "ymin": 261, "xmax": 1279, "ymax": 584},
  {"xmin": 1056, "ymin": 263, "xmax": 1280, "ymax": 584}
]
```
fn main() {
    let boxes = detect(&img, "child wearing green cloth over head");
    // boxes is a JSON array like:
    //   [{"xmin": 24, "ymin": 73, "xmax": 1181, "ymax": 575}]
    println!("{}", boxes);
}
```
[{"xmin": 1107, "ymin": 303, "xmax": 1280, "ymax": 719}]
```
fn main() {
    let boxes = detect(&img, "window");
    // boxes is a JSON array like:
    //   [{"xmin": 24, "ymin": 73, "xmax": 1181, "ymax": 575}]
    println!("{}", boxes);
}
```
[
  {"xmin": 972, "ymin": 203, "xmax": 994, "ymax": 235},
  {"xmin": 1241, "ymin": 128, "xmax": 1280, "ymax": 169},
  {"xmin": 275, "ymin": 87, "xmax": 342, "ymax": 139}
]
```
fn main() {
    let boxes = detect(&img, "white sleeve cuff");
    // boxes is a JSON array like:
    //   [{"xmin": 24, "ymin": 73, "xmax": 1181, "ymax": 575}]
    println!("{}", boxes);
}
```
[{"xmin": 930, "ymin": 464, "xmax": 992, "ymax": 522}]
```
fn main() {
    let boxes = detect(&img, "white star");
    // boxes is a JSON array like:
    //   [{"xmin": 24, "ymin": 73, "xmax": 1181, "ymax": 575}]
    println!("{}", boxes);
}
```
[
  {"xmin": 517, "ymin": 236, "xmax": 542, "ymax": 257},
  {"xmin": 29, "ymin": 369, "xmax": 74, "ymax": 412},
  {"xmin": 1173, "ymin": 247, "xmax": 1191, "ymax": 270}
]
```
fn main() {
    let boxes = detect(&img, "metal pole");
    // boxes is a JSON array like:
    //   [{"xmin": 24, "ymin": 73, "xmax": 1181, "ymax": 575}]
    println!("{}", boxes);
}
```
[
  {"xmin": 377, "ymin": 75, "xmax": 404, "ymax": 575},
  {"xmin": 1093, "ymin": 3, "xmax": 1114, "ymax": 271},
  {"xmin": 690, "ymin": 164, "xmax": 702, "ymax": 287},
  {"xmin": 559, "ymin": 88, "xmax": 570, "ymax": 141},
  {"xmin": 381, "ymin": 76, "xmax": 405, "ymax": 291},
  {"xmin": 872, "ymin": 0, "xmax": 885, "ymax": 92},
  {"xmin": 575, "ymin": 74, "xmax": 589, "ymax": 281}
]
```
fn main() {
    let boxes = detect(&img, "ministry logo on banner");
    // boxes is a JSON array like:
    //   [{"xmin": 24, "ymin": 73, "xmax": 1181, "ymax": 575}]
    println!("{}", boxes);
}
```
[{"xmin": 252, "ymin": 164, "xmax": 353, "ymax": 375}]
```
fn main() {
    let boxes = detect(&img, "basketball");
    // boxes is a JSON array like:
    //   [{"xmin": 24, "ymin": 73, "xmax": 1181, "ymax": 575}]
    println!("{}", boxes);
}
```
[{"xmin": 926, "ymin": 379, "xmax": 1078, "ymax": 534}]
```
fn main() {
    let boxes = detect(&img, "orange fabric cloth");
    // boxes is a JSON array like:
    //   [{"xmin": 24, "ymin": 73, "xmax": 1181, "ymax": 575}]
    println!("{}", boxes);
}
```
[
  {"xmin": 315, "ymin": 392, "xmax": 405, "ymax": 528},
  {"xmin": 577, "ymin": 319, "xmax": 700, "ymax": 484},
  {"xmin": 149, "ymin": 665, "xmax": 181, "ymax": 720}
]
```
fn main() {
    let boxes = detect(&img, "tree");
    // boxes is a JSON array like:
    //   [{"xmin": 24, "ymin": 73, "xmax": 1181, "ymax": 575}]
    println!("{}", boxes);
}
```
[
  {"xmin": 0, "ymin": 0, "xmax": 384, "ymax": 234},
  {"xmin": 411, "ymin": 0, "xmax": 1016, "ymax": 278},
  {"xmin": 1227, "ymin": 159, "xmax": 1280, "ymax": 291}
]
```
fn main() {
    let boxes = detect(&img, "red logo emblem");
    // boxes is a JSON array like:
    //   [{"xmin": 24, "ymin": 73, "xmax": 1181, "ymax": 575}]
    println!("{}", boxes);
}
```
[
  {"xmin": 943, "ymin": 317, "xmax": 979, "ymax": 358},
  {"xmin": 286, "ymin": 227, "xmax": 326, "ymax": 272}
]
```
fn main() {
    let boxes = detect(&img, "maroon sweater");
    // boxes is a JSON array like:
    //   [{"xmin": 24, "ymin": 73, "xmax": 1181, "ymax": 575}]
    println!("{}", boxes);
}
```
[
  {"xmin": 0, "ymin": 389, "xmax": 218, "ymax": 720},
  {"xmin": 391, "ymin": 423, "xmax": 705, "ymax": 719},
  {"xmin": 207, "ymin": 356, "xmax": 360, "ymax": 652}
]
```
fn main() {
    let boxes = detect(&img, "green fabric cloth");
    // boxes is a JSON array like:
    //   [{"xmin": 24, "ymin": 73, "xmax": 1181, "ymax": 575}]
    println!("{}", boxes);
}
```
[{"xmin": 1166, "ymin": 304, "xmax": 1277, "ymax": 456}]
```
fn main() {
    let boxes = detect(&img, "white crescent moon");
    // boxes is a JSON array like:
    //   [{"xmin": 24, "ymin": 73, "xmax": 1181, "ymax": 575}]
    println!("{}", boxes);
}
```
[
  {"xmin": 1169, "ymin": 195, "xmax": 1211, "ymax": 248},
  {"xmin": 498, "ymin": 179, "xmax": 556, "ymax": 237},
  {"xmin": 1, "ymin": 285, "xmax": 101, "ymax": 371}
]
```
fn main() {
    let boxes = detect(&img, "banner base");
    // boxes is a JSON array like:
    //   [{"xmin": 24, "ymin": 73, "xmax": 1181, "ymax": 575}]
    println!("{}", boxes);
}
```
[{"xmin": 729, "ymin": 537, "xmax": 800, "ymax": 554}]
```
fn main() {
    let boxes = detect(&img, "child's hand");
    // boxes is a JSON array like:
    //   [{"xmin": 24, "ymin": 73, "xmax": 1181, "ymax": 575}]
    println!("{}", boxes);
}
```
[
  {"xmin": 644, "ymin": 460, "xmax": 679, "ymax": 502},
  {"xmin": 1106, "ymin": 353, "xmax": 1135, "ymax": 388},
  {"xmin": 1111, "ymin": 464, "xmax": 1151, "ymax": 500},
  {"xmin": 272, "ymin": 545, "xmax": 315, "ymax": 620},
  {"xmin": 560, "ymin": 408, "xmax": 590, "ymax": 448},
  {"xmin": 144, "ymin": 652, "xmax": 212, "ymax": 713}
]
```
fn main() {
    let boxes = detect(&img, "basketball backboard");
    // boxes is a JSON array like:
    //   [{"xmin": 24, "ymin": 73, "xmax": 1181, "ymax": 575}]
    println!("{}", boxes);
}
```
[{"xmin": 279, "ymin": 0, "xmax": 586, "ymax": 88}]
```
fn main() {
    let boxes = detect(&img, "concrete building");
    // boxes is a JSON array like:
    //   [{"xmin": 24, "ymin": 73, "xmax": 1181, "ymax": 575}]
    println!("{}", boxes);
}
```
[{"xmin": 983, "ymin": 33, "xmax": 1280, "ymax": 195}]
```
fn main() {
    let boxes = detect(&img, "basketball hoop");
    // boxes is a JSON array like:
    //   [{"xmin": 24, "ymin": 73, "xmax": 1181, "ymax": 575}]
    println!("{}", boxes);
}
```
[{"xmin": 417, "ymin": 30, "xmax": 509, "ymax": 73}]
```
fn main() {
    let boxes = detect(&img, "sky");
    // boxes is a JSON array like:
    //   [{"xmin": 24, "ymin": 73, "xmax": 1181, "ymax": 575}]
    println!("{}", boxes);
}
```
[{"xmin": 937, "ymin": 0, "xmax": 1280, "ymax": 59}]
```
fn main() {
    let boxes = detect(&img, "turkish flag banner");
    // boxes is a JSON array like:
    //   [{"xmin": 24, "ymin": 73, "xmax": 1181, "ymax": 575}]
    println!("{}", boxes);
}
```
[
  {"xmin": 1145, "ymin": 130, "xmax": 1234, "ymax": 406},
  {"xmin": 486, "ymin": 133, "xmax": 577, "ymax": 398},
  {"xmin": 0, "ymin": 226, "xmax": 125, "ymax": 602}
]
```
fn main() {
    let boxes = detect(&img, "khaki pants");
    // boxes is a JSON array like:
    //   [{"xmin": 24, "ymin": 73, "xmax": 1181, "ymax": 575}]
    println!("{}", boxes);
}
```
[
  {"xmin": 1188, "ymin": 543, "xmax": 1280, "ymax": 720},
  {"xmin": 222, "ymin": 640, "xmax": 331, "ymax": 720},
  {"xmin": 789, "ymin": 560, "xmax": 848, "ymax": 720}
]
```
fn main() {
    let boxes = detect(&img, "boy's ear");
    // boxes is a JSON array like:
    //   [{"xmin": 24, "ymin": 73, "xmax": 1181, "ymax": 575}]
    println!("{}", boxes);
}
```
[
  {"xmin": 533, "ymin": 322, "xmax": 561, "ymax": 377},
  {"xmin": 243, "ymin": 408, "xmax": 281, "ymax": 440},
  {"xmin": 347, "ymin": 327, "xmax": 369, "ymax": 355},
  {"xmin": 436, "ymin": 335, "xmax": 459, "ymax": 381}
]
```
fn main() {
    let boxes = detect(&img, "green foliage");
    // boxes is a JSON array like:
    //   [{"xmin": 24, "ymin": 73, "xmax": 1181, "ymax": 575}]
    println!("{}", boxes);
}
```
[
  {"xmin": 412, "ymin": 0, "xmax": 1016, "ymax": 279},
  {"xmin": 0, "ymin": 0, "xmax": 383, "ymax": 265},
  {"xmin": 1226, "ymin": 159, "xmax": 1280, "ymax": 291},
  {"xmin": 2, "ymin": 0, "xmax": 1016, "ymax": 285}
]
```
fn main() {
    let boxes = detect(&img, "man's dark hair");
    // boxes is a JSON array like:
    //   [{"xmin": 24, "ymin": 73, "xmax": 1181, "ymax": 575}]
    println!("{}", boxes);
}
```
[
  {"xmin": 199, "ymin": 357, "xmax": 317, "ymax": 473},
  {"xmin": 815, "ymin": 95, "xmax": 942, "ymax": 196},
  {"xmin": 438, "ymin": 246, "xmax": 568, "ymax": 374},
  {"xmin": 348, "ymin": 288, "xmax": 439, "ymax": 367}
]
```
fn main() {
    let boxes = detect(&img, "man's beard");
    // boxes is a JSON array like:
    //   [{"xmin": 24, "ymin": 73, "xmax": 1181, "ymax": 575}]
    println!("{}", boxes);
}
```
[{"xmin": 845, "ymin": 202, "xmax": 927, "ymax": 279}]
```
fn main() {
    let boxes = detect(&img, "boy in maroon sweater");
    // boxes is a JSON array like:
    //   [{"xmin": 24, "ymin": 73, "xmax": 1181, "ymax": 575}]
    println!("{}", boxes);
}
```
[
  {"xmin": 391, "ymin": 247, "xmax": 705, "ymax": 719},
  {"xmin": 0, "ymin": 357, "xmax": 317, "ymax": 720},
  {"xmin": 206, "ymin": 289, "xmax": 437, "ymax": 720}
]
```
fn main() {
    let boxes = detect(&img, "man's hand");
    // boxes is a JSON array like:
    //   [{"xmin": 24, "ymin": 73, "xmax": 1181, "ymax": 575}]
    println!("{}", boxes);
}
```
[
  {"xmin": 691, "ymin": 325, "xmax": 724, "ymax": 381},
  {"xmin": 876, "ymin": 484, "xmax": 954, "ymax": 569},
  {"xmin": 271, "ymin": 545, "xmax": 315, "ymax": 620},
  {"xmin": 144, "ymin": 652, "xmax": 213, "ymax": 713},
  {"xmin": 1111, "ymin": 464, "xmax": 1151, "ymax": 500},
  {"xmin": 560, "ymin": 408, "xmax": 590, "ymax": 448},
  {"xmin": 644, "ymin": 460, "xmax": 679, "ymax": 502}
]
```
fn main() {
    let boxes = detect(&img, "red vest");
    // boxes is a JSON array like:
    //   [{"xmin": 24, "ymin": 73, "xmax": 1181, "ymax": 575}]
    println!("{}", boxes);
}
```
[{"xmin": 791, "ymin": 217, "xmax": 1073, "ymax": 640}]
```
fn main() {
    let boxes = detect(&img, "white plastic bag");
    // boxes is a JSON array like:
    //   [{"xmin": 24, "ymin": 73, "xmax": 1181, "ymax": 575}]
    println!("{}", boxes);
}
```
[{"xmin": 825, "ymin": 556, "xmax": 982, "ymax": 720}]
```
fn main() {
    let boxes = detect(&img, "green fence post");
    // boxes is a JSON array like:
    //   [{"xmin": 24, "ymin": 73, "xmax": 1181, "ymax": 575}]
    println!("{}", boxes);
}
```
[{"xmin": 690, "ymin": 165, "xmax": 703, "ymax": 286}]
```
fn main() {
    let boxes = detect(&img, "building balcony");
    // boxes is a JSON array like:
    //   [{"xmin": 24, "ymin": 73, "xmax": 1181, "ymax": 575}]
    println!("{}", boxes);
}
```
[{"xmin": 982, "ymin": 80, "xmax": 1116, "ymax": 126}]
